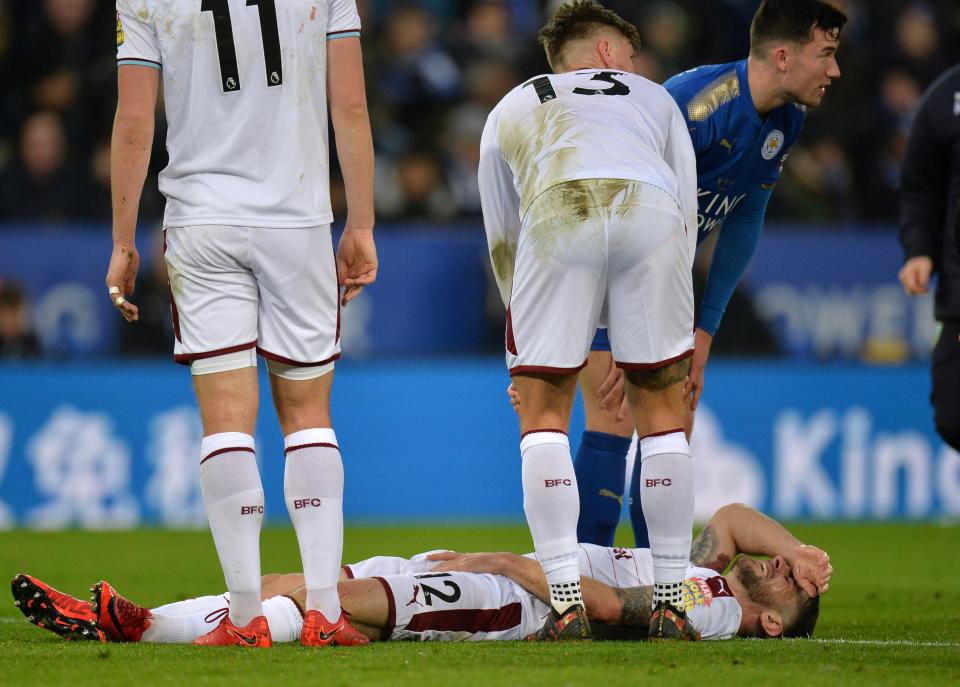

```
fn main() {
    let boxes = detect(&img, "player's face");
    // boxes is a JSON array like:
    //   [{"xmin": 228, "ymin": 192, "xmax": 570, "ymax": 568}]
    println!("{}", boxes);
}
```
[
  {"xmin": 783, "ymin": 27, "xmax": 841, "ymax": 107},
  {"xmin": 732, "ymin": 555, "xmax": 807, "ymax": 612}
]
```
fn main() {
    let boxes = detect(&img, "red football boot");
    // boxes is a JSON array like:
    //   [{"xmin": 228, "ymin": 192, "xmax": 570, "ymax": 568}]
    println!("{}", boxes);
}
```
[
  {"xmin": 193, "ymin": 614, "xmax": 272, "ymax": 648},
  {"xmin": 91, "ymin": 580, "xmax": 152, "ymax": 642},
  {"xmin": 11, "ymin": 574, "xmax": 103, "ymax": 641},
  {"xmin": 300, "ymin": 610, "xmax": 370, "ymax": 646}
]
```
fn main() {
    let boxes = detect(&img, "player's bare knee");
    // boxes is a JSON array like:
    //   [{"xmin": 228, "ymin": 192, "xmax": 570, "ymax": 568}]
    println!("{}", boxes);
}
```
[{"xmin": 624, "ymin": 358, "xmax": 690, "ymax": 392}]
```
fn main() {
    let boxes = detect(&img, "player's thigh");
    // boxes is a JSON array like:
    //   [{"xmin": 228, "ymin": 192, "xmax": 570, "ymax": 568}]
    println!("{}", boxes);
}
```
[
  {"xmin": 251, "ymin": 226, "xmax": 340, "ymax": 366},
  {"xmin": 606, "ymin": 185, "xmax": 693, "ymax": 368},
  {"xmin": 164, "ymin": 225, "xmax": 259, "ymax": 361},
  {"xmin": 579, "ymin": 349, "xmax": 633, "ymax": 437},
  {"xmin": 379, "ymin": 572, "xmax": 534, "ymax": 641}
]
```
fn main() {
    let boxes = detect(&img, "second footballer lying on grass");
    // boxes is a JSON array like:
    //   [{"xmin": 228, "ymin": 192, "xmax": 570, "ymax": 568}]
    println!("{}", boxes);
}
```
[{"xmin": 13, "ymin": 503, "xmax": 831, "ymax": 645}]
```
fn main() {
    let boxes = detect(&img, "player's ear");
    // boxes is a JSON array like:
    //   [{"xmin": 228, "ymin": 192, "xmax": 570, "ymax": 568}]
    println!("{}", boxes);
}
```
[
  {"xmin": 772, "ymin": 45, "xmax": 789, "ymax": 73},
  {"xmin": 597, "ymin": 37, "xmax": 612, "ymax": 65},
  {"xmin": 759, "ymin": 609, "xmax": 784, "ymax": 638}
]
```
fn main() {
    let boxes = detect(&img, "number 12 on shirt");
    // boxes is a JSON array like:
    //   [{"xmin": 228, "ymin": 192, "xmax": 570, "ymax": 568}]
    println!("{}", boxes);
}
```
[{"xmin": 201, "ymin": 0, "xmax": 283, "ymax": 92}]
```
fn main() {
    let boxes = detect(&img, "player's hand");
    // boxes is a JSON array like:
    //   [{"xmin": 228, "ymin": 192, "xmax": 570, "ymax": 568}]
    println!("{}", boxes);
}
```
[
  {"xmin": 507, "ymin": 384, "xmax": 520, "ymax": 414},
  {"xmin": 683, "ymin": 328, "xmax": 713, "ymax": 411},
  {"xmin": 596, "ymin": 358, "xmax": 628, "ymax": 420},
  {"xmin": 790, "ymin": 544, "xmax": 832, "ymax": 597},
  {"xmin": 427, "ymin": 551, "xmax": 506, "ymax": 576},
  {"xmin": 105, "ymin": 243, "xmax": 140, "ymax": 323},
  {"xmin": 336, "ymin": 228, "xmax": 378, "ymax": 306},
  {"xmin": 898, "ymin": 256, "xmax": 933, "ymax": 296}
]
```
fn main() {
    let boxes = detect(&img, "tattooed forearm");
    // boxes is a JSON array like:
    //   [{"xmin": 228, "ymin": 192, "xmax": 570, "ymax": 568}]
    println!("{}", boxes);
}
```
[
  {"xmin": 614, "ymin": 586, "xmax": 653, "ymax": 632},
  {"xmin": 690, "ymin": 525, "xmax": 730, "ymax": 572}
]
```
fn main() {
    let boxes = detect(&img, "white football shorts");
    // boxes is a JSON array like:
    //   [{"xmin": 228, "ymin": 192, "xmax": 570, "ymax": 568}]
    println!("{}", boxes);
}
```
[
  {"xmin": 163, "ymin": 225, "xmax": 340, "ymax": 367},
  {"xmin": 344, "ymin": 553, "xmax": 547, "ymax": 641},
  {"xmin": 506, "ymin": 179, "xmax": 694, "ymax": 374}
]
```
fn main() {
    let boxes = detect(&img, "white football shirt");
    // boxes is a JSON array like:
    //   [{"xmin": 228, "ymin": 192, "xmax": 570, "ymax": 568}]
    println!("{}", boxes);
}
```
[
  {"xmin": 528, "ymin": 543, "xmax": 742, "ymax": 640},
  {"xmin": 116, "ymin": 0, "xmax": 361, "ymax": 228},
  {"xmin": 479, "ymin": 69, "xmax": 698, "ymax": 306}
]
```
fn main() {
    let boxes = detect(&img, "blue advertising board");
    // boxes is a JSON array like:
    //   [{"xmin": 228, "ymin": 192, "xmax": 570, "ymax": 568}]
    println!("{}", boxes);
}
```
[
  {"xmin": 0, "ymin": 223, "xmax": 933, "ymax": 360},
  {"xmin": 0, "ymin": 359, "xmax": 955, "ymax": 528}
]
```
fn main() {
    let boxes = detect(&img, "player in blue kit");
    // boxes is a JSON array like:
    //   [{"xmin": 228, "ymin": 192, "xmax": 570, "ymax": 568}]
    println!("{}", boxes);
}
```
[{"xmin": 567, "ymin": 0, "xmax": 847, "ymax": 547}]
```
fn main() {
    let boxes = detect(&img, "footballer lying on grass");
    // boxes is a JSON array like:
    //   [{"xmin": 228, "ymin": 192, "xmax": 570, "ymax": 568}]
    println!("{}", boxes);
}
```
[{"xmin": 12, "ymin": 503, "xmax": 831, "ymax": 644}]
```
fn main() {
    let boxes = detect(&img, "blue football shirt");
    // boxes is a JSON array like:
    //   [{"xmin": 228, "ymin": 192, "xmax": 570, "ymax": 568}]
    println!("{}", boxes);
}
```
[{"xmin": 665, "ymin": 59, "xmax": 806, "ymax": 335}]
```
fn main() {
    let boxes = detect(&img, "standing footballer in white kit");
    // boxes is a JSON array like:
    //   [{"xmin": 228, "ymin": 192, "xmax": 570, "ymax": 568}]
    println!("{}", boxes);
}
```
[
  {"xmin": 478, "ymin": 1, "xmax": 699, "ymax": 640},
  {"xmin": 107, "ymin": 0, "xmax": 377, "ymax": 648}
]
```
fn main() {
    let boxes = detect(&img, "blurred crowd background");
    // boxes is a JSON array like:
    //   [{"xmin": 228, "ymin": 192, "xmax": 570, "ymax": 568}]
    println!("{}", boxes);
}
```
[{"xmin": 0, "ymin": 0, "xmax": 958, "ymax": 359}]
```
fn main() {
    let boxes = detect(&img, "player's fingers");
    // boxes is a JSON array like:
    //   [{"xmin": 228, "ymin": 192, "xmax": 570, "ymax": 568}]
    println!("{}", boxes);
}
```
[
  {"xmin": 341, "ymin": 284, "xmax": 364, "ymax": 305},
  {"xmin": 342, "ymin": 269, "xmax": 377, "ymax": 287},
  {"xmin": 426, "ymin": 551, "xmax": 458, "ymax": 561},
  {"xmin": 616, "ymin": 395, "xmax": 629, "ymax": 421},
  {"xmin": 798, "ymin": 578, "xmax": 819, "ymax": 598},
  {"xmin": 596, "ymin": 368, "xmax": 619, "ymax": 398},
  {"xmin": 691, "ymin": 383, "xmax": 703, "ymax": 411}
]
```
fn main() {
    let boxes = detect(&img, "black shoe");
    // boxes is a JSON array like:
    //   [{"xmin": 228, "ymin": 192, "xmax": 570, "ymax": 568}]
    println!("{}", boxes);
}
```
[
  {"xmin": 11, "ymin": 574, "xmax": 104, "ymax": 641},
  {"xmin": 648, "ymin": 600, "xmax": 700, "ymax": 641},
  {"xmin": 528, "ymin": 604, "xmax": 591, "ymax": 641}
]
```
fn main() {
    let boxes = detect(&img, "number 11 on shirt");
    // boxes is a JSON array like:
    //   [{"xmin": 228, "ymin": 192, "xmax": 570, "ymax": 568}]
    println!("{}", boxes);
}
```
[{"xmin": 201, "ymin": 0, "xmax": 283, "ymax": 92}]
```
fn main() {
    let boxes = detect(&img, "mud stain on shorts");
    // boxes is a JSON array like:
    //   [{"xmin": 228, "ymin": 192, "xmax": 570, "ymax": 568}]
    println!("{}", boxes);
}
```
[{"xmin": 525, "ymin": 179, "xmax": 637, "ymax": 261}]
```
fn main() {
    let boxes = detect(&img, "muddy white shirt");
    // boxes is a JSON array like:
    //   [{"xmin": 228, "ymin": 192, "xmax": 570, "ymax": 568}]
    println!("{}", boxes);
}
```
[
  {"xmin": 116, "ymin": 0, "xmax": 360, "ymax": 228},
  {"xmin": 479, "ymin": 69, "xmax": 698, "ymax": 306}
]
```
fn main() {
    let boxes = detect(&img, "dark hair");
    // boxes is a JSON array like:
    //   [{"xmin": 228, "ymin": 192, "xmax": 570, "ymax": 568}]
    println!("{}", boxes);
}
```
[
  {"xmin": 782, "ymin": 593, "xmax": 820, "ymax": 638},
  {"xmin": 749, "ymin": 0, "xmax": 847, "ymax": 55},
  {"xmin": 538, "ymin": 0, "xmax": 641, "ymax": 70}
]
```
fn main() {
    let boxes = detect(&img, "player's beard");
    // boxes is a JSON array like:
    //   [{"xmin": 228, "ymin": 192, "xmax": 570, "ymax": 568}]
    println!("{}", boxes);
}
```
[{"xmin": 733, "ymin": 560, "xmax": 776, "ymax": 607}]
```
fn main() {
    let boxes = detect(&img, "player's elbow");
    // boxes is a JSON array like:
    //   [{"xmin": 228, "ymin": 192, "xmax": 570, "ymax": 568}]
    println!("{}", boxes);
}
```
[
  {"xmin": 586, "ymin": 597, "xmax": 622, "ymax": 625},
  {"xmin": 113, "ymin": 110, "xmax": 155, "ymax": 139},
  {"xmin": 330, "ymin": 97, "xmax": 370, "ymax": 123},
  {"xmin": 717, "ymin": 502, "xmax": 752, "ymax": 517}
]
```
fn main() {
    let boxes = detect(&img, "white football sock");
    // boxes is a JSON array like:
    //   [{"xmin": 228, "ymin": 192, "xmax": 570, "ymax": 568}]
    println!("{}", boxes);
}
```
[
  {"xmin": 143, "ymin": 594, "xmax": 303, "ymax": 643},
  {"xmin": 200, "ymin": 432, "xmax": 264, "ymax": 627},
  {"xmin": 639, "ymin": 431, "xmax": 693, "ymax": 607},
  {"xmin": 143, "ymin": 595, "xmax": 229, "ymax": 643},
  {"xmin": 520, "ymin": 431, "xmax": 582, "ymax": 614},
  {"xmin": 284, "ymin": 428, "xmax": 343, "ymax": 620},
  {"xmin": 262, "ymin": 596, "xmax": 304, "ymax": 642}
]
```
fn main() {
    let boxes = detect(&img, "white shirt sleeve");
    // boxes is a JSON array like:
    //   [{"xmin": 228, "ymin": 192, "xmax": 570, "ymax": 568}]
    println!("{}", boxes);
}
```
[
  {"xmin": 478, "ymin": 108, "xmax": 522, "ymax": 308},
  {"xmin": 683, "ymin": 569, "xmax": 742, "ymax": 640},
  {"xmin": 663, "ymin": 99, "xmax": 699, "ymax": 260},
  {"xmin": 116, "ymin": 1, "xmax": 161, "ymax": 68},
  {"xmin": 327, "ymin": 0, "xmax": 361, "ymax": 38}
]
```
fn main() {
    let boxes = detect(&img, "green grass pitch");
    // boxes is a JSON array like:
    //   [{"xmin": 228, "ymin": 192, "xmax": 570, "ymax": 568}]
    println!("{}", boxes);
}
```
[{"xmin": 1, "ymin": 523, "xmax": 958, "ymax": 686}]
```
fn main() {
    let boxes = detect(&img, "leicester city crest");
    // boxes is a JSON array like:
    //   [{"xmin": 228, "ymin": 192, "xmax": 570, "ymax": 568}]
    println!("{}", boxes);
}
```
[{"xmin": 761, "ymin": 130, "xmax": 784, "ymax": 160}]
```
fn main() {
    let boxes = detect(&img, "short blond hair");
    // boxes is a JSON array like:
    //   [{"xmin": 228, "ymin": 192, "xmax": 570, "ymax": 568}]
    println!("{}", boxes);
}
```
[{"xmin": 538, "ymin": 1, "xmax": 641, "ymax": 70}]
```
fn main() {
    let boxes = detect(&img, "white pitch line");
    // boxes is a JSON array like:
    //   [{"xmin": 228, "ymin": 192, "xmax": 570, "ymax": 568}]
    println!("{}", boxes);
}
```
[
  {"xmin": 799, "ymin": 638, "xmax": 960, "ymax": 648},
  {"xmin": 0, "ymin": 617, "xmax": 22, "ymax": 624}
]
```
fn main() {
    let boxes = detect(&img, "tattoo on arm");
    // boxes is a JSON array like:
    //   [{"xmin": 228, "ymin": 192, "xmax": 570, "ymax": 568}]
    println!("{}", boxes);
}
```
[
  {"xmin": 689, "ymin": 525, "xmax": 730, "ymax": 572},
  {"xmin": 614, "ymin": 586, "xmax": 652, "ymax": 631}
]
